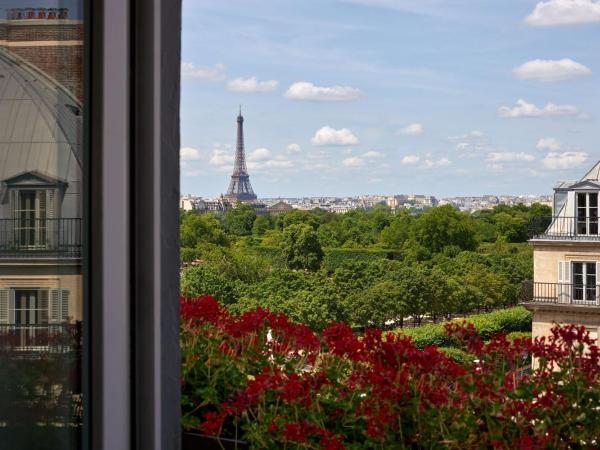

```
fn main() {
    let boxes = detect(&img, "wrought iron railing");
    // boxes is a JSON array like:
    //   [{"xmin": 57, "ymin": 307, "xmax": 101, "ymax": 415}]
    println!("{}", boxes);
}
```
[
  {"xmin": 0, "ymin": 324, "xmax": 78, "ymax": 352},
  {"xmin": 0, "ymin": 218, "xmax": 81, "ymax": 258},
  {"xmin": 530, "ymin": 216, "xmax": 600, "ymax": 240},
  {"xmin": 521, "ymin": 281, "xmax": 600, "ymax": 306}
]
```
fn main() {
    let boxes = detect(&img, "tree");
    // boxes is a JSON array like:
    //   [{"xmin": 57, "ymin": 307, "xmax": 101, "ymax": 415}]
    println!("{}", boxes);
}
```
[
  {"xmin": 180, "ymin": 212, "xmax": 228, "ymax": 248},
  {"xmin": 180, "ymin": 265, "xmax": 239, "ymax": 306},
  {"xmin": 380, "ymin": 210, "xmax": 412, "ymax": 249},
  {"xmin": 345, "ymin": 281, "xmax": 405, "ymax": 329},
  {"xmin": 412, "ymin": 205, "xmax": 479, "ymax": 254},
  {"xmin": 223, "ymin": 203, "xmax": 257, "ymax": 236},
  {"xmin": 281, "ymin": 223, "xmax": 324, "ymax": 271},
  {"xmin": 252, "ymin": 215, "xmax": 273, "ymax": 236}
]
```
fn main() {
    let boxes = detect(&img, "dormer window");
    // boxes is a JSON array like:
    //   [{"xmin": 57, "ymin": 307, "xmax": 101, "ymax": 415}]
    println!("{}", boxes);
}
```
[
  {"xmin": 14, "ymin": 190, "xmax": 50, "ymax": 248},
  {"xmin": 577, "ymin": 192, "xmax": 599, "ymax": 236},
  {"xmin": 0, "ymin": 171, "xmax": 67, "ymax": 254}
]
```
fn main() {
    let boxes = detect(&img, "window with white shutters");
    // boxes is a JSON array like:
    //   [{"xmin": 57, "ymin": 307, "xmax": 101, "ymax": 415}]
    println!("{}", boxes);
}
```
[
  {"xmin": 557, "ymin": 261, "xmax": 571, "ymax": 304},
  {"xmin": 0, "ymin": 289, "xmax": 9, "ymax": 324}
]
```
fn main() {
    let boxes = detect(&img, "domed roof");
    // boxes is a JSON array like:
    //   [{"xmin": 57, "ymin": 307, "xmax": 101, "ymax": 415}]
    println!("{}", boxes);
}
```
[{"xmin": 0, "ymin": 47, "xmax": 82, "ymax": 187}]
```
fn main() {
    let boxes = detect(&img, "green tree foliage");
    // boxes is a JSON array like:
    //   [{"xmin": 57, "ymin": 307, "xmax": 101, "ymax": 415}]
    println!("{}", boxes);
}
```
[
  {"xmin": 412, "ymin": 205, "xmax": 479, "ymax": 253},
  {"xmin": 180, "ymin": 265, "xmax": 239, "ymax": 306},
  {"xmin": 180, "ymin": 212, "xmax": 228, "ymax": 247},
  {"xmin": 223, "ymin": 203, "xmax": 257, "ymax": 236},
  {"xmin": 280, "ymin": 223, "xmax": 324, "ymax": 271},
  {"xmin": 345, "ymin": 281, "xmax": 404, "ymax": 329},
  {"xmin": 180, "ymin": 204, "xmax": 539, "ymax": 329}
]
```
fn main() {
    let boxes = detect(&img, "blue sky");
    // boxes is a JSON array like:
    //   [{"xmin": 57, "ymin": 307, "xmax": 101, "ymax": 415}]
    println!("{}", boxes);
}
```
[{"xmin": 180, "ymin": 0, "xmax": 600, "ymax": 198}]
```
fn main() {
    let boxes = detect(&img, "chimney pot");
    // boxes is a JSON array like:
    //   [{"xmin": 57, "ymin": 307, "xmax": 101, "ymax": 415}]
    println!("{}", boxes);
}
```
[
  {"xmin": 47, "ymin": 8, "xmax": 57, "ymax": 19},
  {"xmin": 25, "ymin": 8, "xmax": 35, "ymax": 19},
  {"xmin": 58, "ymin": 8, "xmax": 69, "ymax": 19},
  {"xmin": 37, "ymin": 8, "xmax": 47, "ymax": 19}
]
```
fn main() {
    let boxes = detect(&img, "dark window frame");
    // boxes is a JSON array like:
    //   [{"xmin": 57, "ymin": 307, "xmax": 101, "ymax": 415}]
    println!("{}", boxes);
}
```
[{"xmin": 87, "ymin": 1, "xmax": 181, "ymax": 449}]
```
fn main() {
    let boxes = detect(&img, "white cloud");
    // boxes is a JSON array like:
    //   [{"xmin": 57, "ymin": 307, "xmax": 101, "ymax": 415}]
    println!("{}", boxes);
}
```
[
  {"xmin": 286, "ymin": 143, "xmax": 301, "ymax": 154},
  {"xmin": 487, "ymin": 163, "xmax": 505, "ymax": 173},
  {"xmin": 513, "ymin": 59, "xmax": 591, "ymax": 82},
  {"xmin": 180, "ymin": 147, "xmax": 201, "ymax": 161},
  {"xmin": 227, "ymin": 77, "xmax": 279, "ymax": 92},
  {"xmin": 311, "ymin": 126, "xmax": 359, "ymax": 146},
  {"xmin": 363, "ymin": 150, "xmax": 384, "ymax": 158},
  {"xmin": 542, "ymin": 151, "xmax": 588, "ymax": 169},
  {"xmin": 526, "ymin": 0, "xmax": 600, "ymax": 26},
  {"xmin": 498, "ymin": 99, "xmax": 579, "ymax": 118},
  {"xmin": 578, "ymin": 112, "xmax": 593, "ymax": 120},
  {"xmin": 536, "ymin": 137, "xmax": 561, "ymax": 151},
  {"xmin": 209, "ymin": 148, "xmax": 234, "ymax": 167},
  {"xmin": 448, "ymin": 130, "xmax": 484, "ymax": 142},
  {"xmin": 401, "ymin": 155, "xmax": 420, "ymax": 165},
  {"xmin": 487, "ymin": 152, "xmax": 535, "ymax": 162},
  {"xmin": 248, "ymin": 147, "xmax": 272, "ymax": 161},
  {"xmin": 342, "ymin": 156, "xmax": 365, "ymax": 167},
  {"xmin": 263, "ymin": 159, "xmax": 294, "ymax": 169},
  {"xmin": 181, "ymin": 62, "xmax": 226, "ymax": 81},
  {"xmin": 422, "ymin": 157, "xmax": 451, "ymax": 169},
  {"xmin": 449, "ymin": 131, "xmax": 489, "ymax": 158},
  {"xmin": 398, "ymin": 123, "xmax": 424, "ymax": 136},
  {"xmin": 284, "ymin": 82, "xmax": 361, "ymax": 101}
]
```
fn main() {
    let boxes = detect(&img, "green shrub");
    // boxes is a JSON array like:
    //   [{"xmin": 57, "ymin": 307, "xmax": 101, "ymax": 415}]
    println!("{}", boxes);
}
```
[
  {"xmin": 180, "ymin": 247, "xmax": 203, "ymax": 264},
  {"xmin": 484, "ymin": 307, "xmax": 532, "ymax": 333},
  {"xmin": 505, "ymin": 331, "xmax": 532, "ymax": 341},
  {"xmin": 397, "ymin": 307, "xmax": 532, "ymax": 349},
  {"xmin": 438, "ymin": 347, "xmax": 474, "ymax": 365},
  {"xmin": 401, "ymin": 324, "xmax": 453, "ymax": 349},
  {"xmin": 323, "ymin": 248, "xmax": 399, "ymax": 272}
]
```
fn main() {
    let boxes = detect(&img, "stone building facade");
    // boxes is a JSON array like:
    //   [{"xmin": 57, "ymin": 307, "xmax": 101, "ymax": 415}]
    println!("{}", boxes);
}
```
[{"xmin": 524, "ymin": 162, "xmax": 600, "ymax": 341}]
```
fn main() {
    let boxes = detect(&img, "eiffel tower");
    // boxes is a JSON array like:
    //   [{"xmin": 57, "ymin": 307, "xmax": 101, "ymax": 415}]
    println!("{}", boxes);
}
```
[{"xmin": 224, "ymin": 107, "xmax": 257, "ymax": 202}]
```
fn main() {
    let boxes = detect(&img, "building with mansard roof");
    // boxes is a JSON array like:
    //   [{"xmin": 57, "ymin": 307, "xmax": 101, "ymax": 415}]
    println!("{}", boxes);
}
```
[
  {"xmin": 523, "ymin": 161, "xmax": 600, "ymax": 343},
  {"xmin": 0, "ymin": 11, "xmax": 83, "ymax": 344}
]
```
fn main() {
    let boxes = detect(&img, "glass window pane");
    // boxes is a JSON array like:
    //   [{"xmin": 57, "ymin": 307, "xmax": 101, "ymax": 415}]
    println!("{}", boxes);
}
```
[{"xmin": 0, "ymin": 2, "xmax": 84, "ymax": 448}]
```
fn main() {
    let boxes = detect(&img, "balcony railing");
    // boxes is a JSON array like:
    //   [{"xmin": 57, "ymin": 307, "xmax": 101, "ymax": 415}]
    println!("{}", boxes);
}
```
[
  {"xmin": 0, "ymin": 324, "xmax": 78, "ymax": 352},
  {"xmin": 529, "ymin": 216, "xmax": 600, "ymax": 241},
  {"xmin": 0, "ymin": 218, "xmax": 81, "ymax": 258},
  {"xmin": 521, "ymin": 281, "xmax": 600, "ymax": 306}
]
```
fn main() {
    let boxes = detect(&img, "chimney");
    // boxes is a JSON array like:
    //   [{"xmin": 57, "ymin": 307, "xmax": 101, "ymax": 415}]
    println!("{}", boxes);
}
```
[
  {"xmin": 25, "ymin": 7, "xmax": 35, "ymax": 19},
  {"xmin": 13, "ymin": 8, "xmax": 24, "ymax": 20},
  {"xmin": 37, "ymin": 8, "xmax": 47, "ymax": 19},
  {"xmin": 47, "ymin": 8, "xmax": 57, "ymax": 19},
  {"xmin": 58, "ymin": 8, "xmax": 69, "ymax": 19}
]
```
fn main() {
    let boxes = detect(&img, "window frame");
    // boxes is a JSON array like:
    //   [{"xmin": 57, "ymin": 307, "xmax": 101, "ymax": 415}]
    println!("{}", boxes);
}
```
[{"xmin": 86, "ymin": 1, "xmax": 181, "ymax": 449}]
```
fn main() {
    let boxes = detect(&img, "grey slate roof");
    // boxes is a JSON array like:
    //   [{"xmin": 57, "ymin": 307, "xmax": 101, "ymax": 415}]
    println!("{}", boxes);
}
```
[{"xmin": 0, "ymin": 48, "xmax": 82, "ymax": 184}]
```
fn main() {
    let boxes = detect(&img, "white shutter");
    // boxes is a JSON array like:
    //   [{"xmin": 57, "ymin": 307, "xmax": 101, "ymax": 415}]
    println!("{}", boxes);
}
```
[
  {"xmin": 8, "ymin": 290, "xmax": 15, "ymax": 324},
  {"xmin": 46, "ymin": 189, "xmax": 56, "ymax": 219},
  {"xmin": 49, "ymin": 289, "xmax": 60, "ymax": 324},
  {"xmin": 0, "ymin": 289, "xmax": 9, "ymax": 324},
  {"xmin": 10, "ymin": 190, "xmax": 18, "ymax": 218},
  {"xmin": 61, "ymin": 289, "xmax": 69, "ymax": 322},
  {"xmin": 596, "ymin": 262, "xmax": 600, "ymax": 306},
  {"xmin": 558, "ymin": 261, "xmax": 571, "ymax": 304},
  {"xmin": 39, "ymin": 289, "xmax": 49, "ymax": 324}
]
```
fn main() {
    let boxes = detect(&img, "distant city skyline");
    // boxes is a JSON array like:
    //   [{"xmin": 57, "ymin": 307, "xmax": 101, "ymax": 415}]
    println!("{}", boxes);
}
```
[{"xmin": 181, "ymin": 0, "xmax": 600, "ymax": 198}]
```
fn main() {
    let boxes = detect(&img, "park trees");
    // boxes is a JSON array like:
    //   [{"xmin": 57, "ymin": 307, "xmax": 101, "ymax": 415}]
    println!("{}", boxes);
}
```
[{"xmin": 281, "ymin": 223, "xmax": 324, "ymax": 271}]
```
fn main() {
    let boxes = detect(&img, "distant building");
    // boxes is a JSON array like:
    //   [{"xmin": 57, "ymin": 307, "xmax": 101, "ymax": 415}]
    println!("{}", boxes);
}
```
[
  {"xmin": 268, "ymin": 201, "xmax": 293, "ymax": 215},
  {"xmin": 523, "ymin": 161, "xmax": 600, "ymax": 344}
]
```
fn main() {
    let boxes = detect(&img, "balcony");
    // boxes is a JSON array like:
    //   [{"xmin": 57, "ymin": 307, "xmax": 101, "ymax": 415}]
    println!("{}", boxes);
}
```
[
  {"xmin": 0, "ymin": 324, "xmax": 78, "ymax": 352},
  {"xmin": 530, "ymin": 216, "xmax": 600, "ymax": 241},
  {"xmin": 521, "ymin": 281, "xmax": 600, "ymax": 307},
  {"xmin": 0, "ymin": 218, "xmax": 81, "ymax": 258}
]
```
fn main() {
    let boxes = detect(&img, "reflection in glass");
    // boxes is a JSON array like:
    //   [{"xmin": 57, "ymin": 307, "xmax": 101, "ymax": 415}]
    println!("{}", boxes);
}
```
[{"xmin": 0, "ymin": 2, "xmax": 83, "ymax": 448}]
